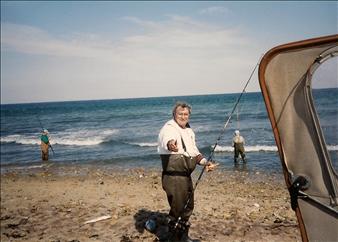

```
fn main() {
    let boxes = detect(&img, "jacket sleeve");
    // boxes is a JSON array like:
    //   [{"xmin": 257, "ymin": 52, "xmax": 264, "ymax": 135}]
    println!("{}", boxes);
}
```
[{"xmin": 158, "ymin": 125, "xmax": 179, "ymax": 151}]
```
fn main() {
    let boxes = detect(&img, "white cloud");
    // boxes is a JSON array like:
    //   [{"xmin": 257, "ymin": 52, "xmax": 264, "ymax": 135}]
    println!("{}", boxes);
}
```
[
  {"xmin": 1, "ymin": 23, "xmax": 116, "ymax": 58},
  {"xmin": 121, "ymin": 16, "xmax": 161, "ymax": 29},
  {"xmin": 199, "ymin": 6, "xmax": 229, "ymax": 15},
  {"xmin": 1, "ymin": 17, "xmax": 251, "ymax": 59},
  {"xmin": 1, "ymin": 16, "xmax": 261, "ymax": 103}
]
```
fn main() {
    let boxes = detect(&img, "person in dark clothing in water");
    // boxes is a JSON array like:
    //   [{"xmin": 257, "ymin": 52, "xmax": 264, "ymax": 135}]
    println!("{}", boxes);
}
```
[
  {"xmin": 40, "ymin": 129, "xmax": 50, "ymax": 161},
  {"xmin": 158, "ymin": 101, "xmax": 218, "ymax": 242},
  {"xmin": 232, "ymin": 130, "xmax": 246, "ymax": 163}
]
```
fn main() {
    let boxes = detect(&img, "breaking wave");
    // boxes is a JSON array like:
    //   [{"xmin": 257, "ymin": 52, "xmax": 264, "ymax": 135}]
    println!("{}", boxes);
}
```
[
  {"xmin": 0, "ymin": 129, "xmax": 119, "ymax": 146},
  {"xmin": 328, "ymin": 145, "xmax": 338, "ymax": 151},
  {"xmin": 1, "ymin": 135, "xmax": 40, "ymax": 145},
  {"xmin": 215, "ymin": 145, "xmax": 278, "ymax": 152},
  {"xmin": 129, "ymin": 142, "xmax": 158, "ymax": 147},
  {"xmin": 215, "ymin": 145, "xmax": 338, "ymax": 152}
]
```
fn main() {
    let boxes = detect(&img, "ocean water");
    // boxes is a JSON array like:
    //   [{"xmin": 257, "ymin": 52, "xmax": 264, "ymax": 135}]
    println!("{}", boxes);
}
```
[{"xmin": 1, "ymin": 89, "xmax": 337, "ymax": 173}]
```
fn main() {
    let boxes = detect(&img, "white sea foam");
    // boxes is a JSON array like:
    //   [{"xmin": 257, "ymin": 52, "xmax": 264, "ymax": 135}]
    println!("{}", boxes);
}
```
[
  {"xmin": 1, "ymin": 135, "xmax": 40, "ymax": 145},
  {"xmin": 215, "ymin": 145, "xmax": 338, "ymax": 152},
  {"xmin": 193, "ymin": 125, "xmax": 213, "ymax": 132},
  {"xmin": 12, "ymin": 165, "xmax": 45, "ymax": 169},
  {"xmin": 130, "ymin": 142, "xmax": 158, "ymax": 147},
  {"xmin": 53, "ymin": 137, "xmax": 104, "ymax": 146},
  {"xmin": 1, "ymin": 128, "xmax": 119, "ymax": 146},
  {"xmin": 327, "ymin": 145, "xmax": 338, "ymax": 151},
  {"xmin": 215, "ymin": 145, "xmax": 278, "ymax": 152},
  {"xmin": 2, "ymin": 132, "xmax": 337, "ymax": 151}
]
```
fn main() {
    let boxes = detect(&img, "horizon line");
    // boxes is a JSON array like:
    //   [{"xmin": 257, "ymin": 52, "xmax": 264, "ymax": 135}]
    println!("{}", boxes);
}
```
[
  {"xmin": 1, "ymin": 90, "xmax": 262, "ymax": 105},
  {"xmin": 1, "ymin": 87, "xmax": 336, "ymax": 105}
]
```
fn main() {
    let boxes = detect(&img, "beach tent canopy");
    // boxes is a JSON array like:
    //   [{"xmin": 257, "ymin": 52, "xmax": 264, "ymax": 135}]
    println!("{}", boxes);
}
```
[{"xmin": 258, "ymin": 35, "xmax": 338, "ymax": 242}]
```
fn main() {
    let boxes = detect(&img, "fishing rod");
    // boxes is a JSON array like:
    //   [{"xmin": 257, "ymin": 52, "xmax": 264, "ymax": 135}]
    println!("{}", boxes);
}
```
[
  {"xmin": 37, "ymin": 116, "xmax": 55, "ymax": 155},
  {"xmin": 173, "ymin": 55, "xmax": 262, "ymax": 230}
]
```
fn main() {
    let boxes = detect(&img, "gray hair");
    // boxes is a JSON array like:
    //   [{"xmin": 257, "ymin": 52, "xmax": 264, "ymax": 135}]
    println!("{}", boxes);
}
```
[{"xmin": 172, "ymin": 101, "xmax": 192, "ymax": 116}]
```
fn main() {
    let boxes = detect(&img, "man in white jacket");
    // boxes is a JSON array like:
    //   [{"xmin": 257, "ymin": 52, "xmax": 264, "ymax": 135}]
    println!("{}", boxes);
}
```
[{"xmin": 158, "ymin": 101, "xmax": 217, "ymax": 242}]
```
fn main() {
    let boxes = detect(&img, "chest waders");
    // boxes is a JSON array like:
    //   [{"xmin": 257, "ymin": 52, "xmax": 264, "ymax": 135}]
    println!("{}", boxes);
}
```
[
  {"xmin": 161, "ymin": 137, "xmax": 199, "ymax": 242},
  {"xmin": 41, "ymin": 141, "xmax": 49, "ymax": 161},
  {"xmin": 161, "ymin": 57, "xmax": 261, "ymax": 242},
  {"xmin": 161, "ymin": 137, "xmax": 196, "ymax": 220},
  {"xmin": 234, "ymin": 142, "xmax": 246, "ymax": 162}
]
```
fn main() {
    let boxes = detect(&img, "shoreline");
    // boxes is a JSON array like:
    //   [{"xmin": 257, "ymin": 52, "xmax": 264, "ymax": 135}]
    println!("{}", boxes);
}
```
[
  {"xmin": 1, "ymin": 164, "xmax": 301, "ymax": 241},
  {"xmin": 0, "ymin": 160, "xmax": 285, "ymax": 178}
]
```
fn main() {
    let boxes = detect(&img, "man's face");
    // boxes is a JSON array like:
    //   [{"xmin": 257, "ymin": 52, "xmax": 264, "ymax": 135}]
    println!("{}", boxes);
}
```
[{"xmin": 174, "ymin": 106, "xmax": 190, "ymax": 128}]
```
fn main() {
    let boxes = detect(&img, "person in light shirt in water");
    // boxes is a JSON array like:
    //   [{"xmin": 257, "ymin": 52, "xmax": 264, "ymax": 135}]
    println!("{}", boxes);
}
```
[
  {"xmin": 40, "ymin": 129, "xmax": 51, "ymax": 161},
  {"xmin": 158, "ymin": 101, "xmax": 218, "ymax": 242},
  {"xmin": 232, "ymin": 130, "xmax": 246, "ymax": 163}
]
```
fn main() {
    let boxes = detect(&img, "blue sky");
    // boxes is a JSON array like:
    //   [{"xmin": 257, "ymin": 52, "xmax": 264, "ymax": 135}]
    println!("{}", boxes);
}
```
[{"xmin": 1, "ymin": 1, "xmax": 337, "ymax": 104}]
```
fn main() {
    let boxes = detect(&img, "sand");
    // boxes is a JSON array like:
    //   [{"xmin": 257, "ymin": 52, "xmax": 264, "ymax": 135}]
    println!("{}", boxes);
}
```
[{"xmin": 0, "ymin": 164, "xmax": 301, "ymax": 242}]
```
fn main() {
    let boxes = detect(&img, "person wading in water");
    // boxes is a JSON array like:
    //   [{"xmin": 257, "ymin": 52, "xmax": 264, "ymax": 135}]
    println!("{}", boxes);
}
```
[
  {"xmin": 40, "ymin": 129, "xmax": 51, "ymax": 161},
  {"xmin": 158, "ymin": 101, "xmax": 217, "ymax": 242},
  {"xmin": 232, "ymin": 130, "xmax": 246, "ymax": 163}
]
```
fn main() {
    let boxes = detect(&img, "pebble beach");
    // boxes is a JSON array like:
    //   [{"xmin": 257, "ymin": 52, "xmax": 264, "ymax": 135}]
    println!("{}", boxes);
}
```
[{"xmin": 0, "ymin": 164, "xmax": 301, "ymax": 242}]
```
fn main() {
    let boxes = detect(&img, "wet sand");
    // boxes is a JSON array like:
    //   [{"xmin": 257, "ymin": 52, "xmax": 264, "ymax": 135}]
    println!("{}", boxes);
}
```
[{"xmin": 0, "ymin": 164, "xmax": 301, "ymax": 242}]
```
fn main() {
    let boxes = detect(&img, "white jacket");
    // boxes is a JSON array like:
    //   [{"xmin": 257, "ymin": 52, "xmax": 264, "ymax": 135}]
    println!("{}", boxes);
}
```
[{"xmin": 158, "ymin": 119, "xmax": 200, "ymax": 156}]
